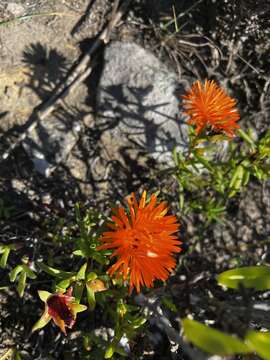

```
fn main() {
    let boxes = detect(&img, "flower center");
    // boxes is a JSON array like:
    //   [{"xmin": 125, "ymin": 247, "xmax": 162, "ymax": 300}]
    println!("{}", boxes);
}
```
[
  {"xmin": 47, "ymin": 295, "xmax": 74, "ymax": 325},
  {"xmin": 129, "ymin": 228, "xmax": 153, "ymax": 252}
]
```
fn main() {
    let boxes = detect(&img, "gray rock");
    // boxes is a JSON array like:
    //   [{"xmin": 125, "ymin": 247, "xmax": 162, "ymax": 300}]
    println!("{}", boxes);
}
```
[
  {"xmin": 23, "ymin": 42, "xmax": 188, "ymax": 177},
  {"xmin": 6, "ymin": 3, "xmax": 25, "ymax": 17},
  {"xmin": 23, "ymin": 114, "xmax": 81, "ymax": 177},
  {"xmin": 97, "ymin": 41, "xmax": 188, "ymax": 164}
]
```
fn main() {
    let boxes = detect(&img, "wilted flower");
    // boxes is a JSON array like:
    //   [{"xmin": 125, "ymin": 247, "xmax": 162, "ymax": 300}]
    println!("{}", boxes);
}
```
[
  {"xmin": 87, "ymin": 279, "xmax": 107, "ymax": 293},
  {"xmin": 98, "ymin": 191, "xmax": 182, "ymax": 293},
  {"xmin": 181, "ymin": 80, "xmax": 240, "ymax": 137},
  {"xmin": 32, "ymin": 288, "xmax": 87, "ymax": 335}
]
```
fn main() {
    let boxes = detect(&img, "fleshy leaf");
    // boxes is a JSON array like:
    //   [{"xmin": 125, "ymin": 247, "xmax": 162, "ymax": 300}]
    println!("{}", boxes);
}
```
[
  {"xmin": 228, "ymin": 165, "xmax": 244, "ymax": 197},
  {"xmin": 14, "ymin": 350, "xmax": 23, "ymax": 360},
  {"xmin": 245, "ymin": 331, "xmax": 270, "ymax": 360},
  {"xmin": 237, "ymin": 128, "xmax": 256, "ymax": 148},
  {"xmin": 162, "ymin": 297, "xmax": 177, "ymax": 312},
  {"xmin": 182, "ymin": 318, "xmax": 250, "ymax": 356},
  {"xmin": 56, "ymin": 277, "xmax": 73, "ymax": 292},
  {"xmin": 86, "ymin": 272, "xmax": 97, "ymax": 282},
  {"xmin": 73, "ymin": 249, "xmax": 84, "ymax": 256},
  {"xmin": 38, "ymin": 263, "xmax": 75, "ymax": 279},
  {"xmin": 104, "ymin": 344, "xmax": 115, "ymax": 359},
  {"xmin": 9, "ymin": 265, "xmax": 23, "ymax": 282},
  {"xmin": 86, "ymin": 282, "xmax": 96, "ymax": 310},
  {"xmin": 74, "ymin": 281, "xmax": 85, "ymax": 303},
  {"xmin": 114, "ymin": 344, "xmax": 129, "ymax": 357},
  {"xmin": 131, "ymin": 316, "xmax": 147, "ymax": 329},
  {"xmin": 218, "ymin": 266, "xmax": 270, "ymax": 290},
  {"xmin": 0, "ymin": 247, "xmax": 10, "ymax": 268},
  {"xmin": 17, "ymin": 271, "xmax": 27, "ymax": 297},
  {"xmin": 22, "ymin": 265, "xmax": 37, "ymax": 279},
  {"xmin": 77, "ymin": 262, "xmax": 87, "ymax": 280}
]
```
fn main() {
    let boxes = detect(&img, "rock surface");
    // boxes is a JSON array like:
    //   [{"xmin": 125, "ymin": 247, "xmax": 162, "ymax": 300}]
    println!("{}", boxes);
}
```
[
  {"xmin": 23, "ymin": 114, "xmax": 81, "ymax": 177},
  {"xmin": 23, "ymin": 41, "xmax": 189, "ymax": 177},
  {"xmin": 96, "ymin": 41, "xmax": 188, "ymax": 164}
]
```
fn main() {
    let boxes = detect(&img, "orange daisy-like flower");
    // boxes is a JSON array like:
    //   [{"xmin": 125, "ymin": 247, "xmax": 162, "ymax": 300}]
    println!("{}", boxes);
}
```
[
  {"xmin": 98, "ymin": 191, "xmax": 182, "ymax": 293},
  {"xmin": 181, "ymin": 80, "xmax": 240, "ymax": 137}
]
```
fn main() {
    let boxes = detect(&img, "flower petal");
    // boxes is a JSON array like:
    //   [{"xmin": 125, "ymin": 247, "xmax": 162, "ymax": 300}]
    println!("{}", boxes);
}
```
[
  {"xmin": 181, "ymin": 80, "xmax": 240, "ymax": 138},
  {"xmin": 99, "ymin": 191, "xmax": 182, "ymax": 293},
  {"xmin": 32, "ymin": 310, "xmax": 52, "ymax": 333}
]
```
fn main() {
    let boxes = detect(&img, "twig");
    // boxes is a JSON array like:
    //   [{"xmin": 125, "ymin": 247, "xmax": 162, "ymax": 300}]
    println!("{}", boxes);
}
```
[
  {"xmin": 162, "ymin": 0, "xmax": 203, "ymax": 30},
  {"xmin": 260, "ymin": 77, "xmax": 270, "ymax": 113},
  {"xmin": 1, "ymin": 0, "xmax": 130, "ymax": 161},
  {"xmin": 226, "ymin": 39, "xmax": 262, "ymax": 75}
]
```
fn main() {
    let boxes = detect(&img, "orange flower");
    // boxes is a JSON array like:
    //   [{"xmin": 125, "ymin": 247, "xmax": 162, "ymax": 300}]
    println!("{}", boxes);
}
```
[
  {"xmin": 98, "ymin": 191, "xmax": 182, "ymax": 293},
  {"xmin": 181, "ymin": 80, "xmax": 240, "ymax": 137}
]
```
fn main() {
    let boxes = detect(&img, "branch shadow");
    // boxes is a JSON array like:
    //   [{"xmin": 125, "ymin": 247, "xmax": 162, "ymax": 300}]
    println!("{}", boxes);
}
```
[{"xmin": 78, "ymin": 52, "xmax": 188, "ymax": 202}]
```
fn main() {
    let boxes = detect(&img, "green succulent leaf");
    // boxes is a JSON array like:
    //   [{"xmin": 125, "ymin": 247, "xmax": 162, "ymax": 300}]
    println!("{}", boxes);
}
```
[
  {"xmin": 114, "ymin": 344, "xmax": 128, "ymax": 357},
  {"xmin": 14, "ymin": 350, "xmax": 23, "ymax": 360},
  {"xmin": 38, "ymin": 262, "xmax": 75, "ymax": 279},
  {"xmin": 77, "ymin": 262, "xmax": 87, "ymax": 280},
  {"xmin": 17, "ymin": 271, "xmax": 27, "ymax": 297},
  {"xmin": 56, "ymin": 277, "xmax": 73, "ymax": 291},
  {"xmin": 237, "ymin": 128, "xmax": 256, "ymax": 148},
  {"xmin": 218, "ymin": 266, "xmax": 270, "ymax": 290},
  {"xmin": 91, "ymin": 251, "xmax": 110, "ymax": 265},
  {"xmin": 162, "ymin": 297, "xmax": 178, "ymax": 313},
  {"xmin": 228, "ymin": 164, "xmax": 244, "ymax": 197},
  {"xmin": 193, "ymin": 151, "xmax": 214, "ymax": 171},
  {"xmin": 0, "ymin": 247, "xmax": 11, "ymax": 269},
  {"xmin": 9, "ymin": 265, "xmax": 23, "ymax": 282},
  {"xmin": 182, "ymin": 318, "xmax": 250, "ymax": 356},
  {"xmin": 86, "ymin": 282, "xmax": 96, "ymax": 310},
  {"xmin": 22, "ymin": 265, "xmax": 37, "ymax": 279},
  {"xmin": 131, "ymin": 316, "xmax": 147, "ymax": 329},
  {"xmin": 242, "ymin": 168, "xmax": 251, "ymax": 186},
  {"xmin": 246, "ymin": 331, "xmax": 270, "ymax": 360},
  {"xmin": 74, "ymin": 281, "xmax": 85, "ymax": 303},
  {"xmin": 253, "ymin": 165, "xmax": 267, "ymax": 180},
  {"xmin": 86, "ymin": 272, "xmax": 97, "ymax": 282},
  {"xmin": 104, "ymin": 344, "xmax": 115, "ymax": 359},
  {"xmin": 73, "ymin": 249, "xmax": 84, "ymax": 257}
]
